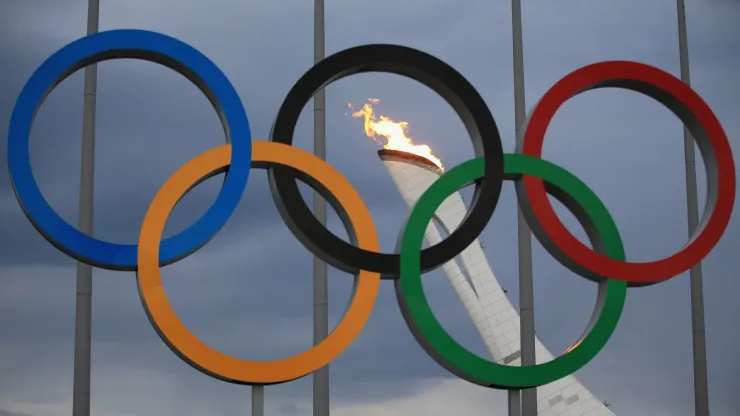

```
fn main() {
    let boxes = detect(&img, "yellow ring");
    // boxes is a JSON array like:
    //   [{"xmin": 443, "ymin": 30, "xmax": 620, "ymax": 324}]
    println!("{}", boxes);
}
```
[{"xmin": 137, "ymin": 141, "xmax": 381, "ymax": 384}]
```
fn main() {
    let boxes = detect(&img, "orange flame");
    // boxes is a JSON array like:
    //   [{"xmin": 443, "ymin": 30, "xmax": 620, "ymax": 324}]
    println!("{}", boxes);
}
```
[
  {"xmin": 564, "ymin": 340, "xmax": 582, "ymax": 354},
  {"xmin": 349, "ymin": 98, "xmax": 444, "ymax": 171}
]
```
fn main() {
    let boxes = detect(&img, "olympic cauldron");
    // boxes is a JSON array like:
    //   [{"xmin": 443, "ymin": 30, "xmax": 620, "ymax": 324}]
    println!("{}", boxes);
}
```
[{"xmin": 7, "ymin": 30, "xmax": 735, "ymax": 390}]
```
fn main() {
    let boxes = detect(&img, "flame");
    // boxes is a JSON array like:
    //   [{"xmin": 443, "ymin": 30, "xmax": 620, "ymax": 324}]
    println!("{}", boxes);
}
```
[
  {"xmin": 564, "ymin": 340, "xmax": 582, "ymax": 354},
  {"xmin": 349, "ymin": 98, "xmax": 444, "ymax": 171}
]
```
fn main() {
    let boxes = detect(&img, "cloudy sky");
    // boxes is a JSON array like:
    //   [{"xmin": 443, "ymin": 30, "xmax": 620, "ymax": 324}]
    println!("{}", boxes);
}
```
[{"xmin": 1, "ymin": 0, "xmax": 739, "ymax": 415}]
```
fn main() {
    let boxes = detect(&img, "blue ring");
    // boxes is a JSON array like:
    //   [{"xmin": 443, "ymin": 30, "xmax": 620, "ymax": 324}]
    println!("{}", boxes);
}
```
[{"xmin": 7, "ymin": 29, "xmax": 252, "ymax": 270}]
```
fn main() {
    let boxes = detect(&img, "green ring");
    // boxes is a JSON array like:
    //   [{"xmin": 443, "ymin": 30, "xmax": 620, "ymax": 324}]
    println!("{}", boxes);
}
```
[{"xmin": 396, "ymin": 154, "xmax": 628, "ymax": 388}]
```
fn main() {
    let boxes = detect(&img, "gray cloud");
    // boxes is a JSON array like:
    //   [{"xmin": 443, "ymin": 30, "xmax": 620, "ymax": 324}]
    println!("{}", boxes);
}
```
[
  {"xmin": 0, "ymin": 411, "xmax": 33, "ymax": 416},
  {"xmin": 1, "ymin": 0, "xmax": 739, "ymax": 415}
]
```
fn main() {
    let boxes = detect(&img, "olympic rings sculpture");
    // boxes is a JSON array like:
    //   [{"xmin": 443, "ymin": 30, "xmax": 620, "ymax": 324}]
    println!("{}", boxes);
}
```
[{"xmin": 7, "ymin": 29, "xmax": 736, "ymax": 389}]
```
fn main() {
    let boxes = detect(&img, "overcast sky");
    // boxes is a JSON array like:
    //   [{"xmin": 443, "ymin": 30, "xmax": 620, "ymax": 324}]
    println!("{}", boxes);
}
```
[{"xmin": 1, "ymin": 1, "xmax": 739, "ymax": 415}]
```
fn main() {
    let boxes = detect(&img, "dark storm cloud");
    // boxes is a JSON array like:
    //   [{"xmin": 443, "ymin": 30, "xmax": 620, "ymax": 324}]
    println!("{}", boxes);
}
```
[{"xmin": 1, "ymin": 0, "xmax": 740, "ymax": 415}]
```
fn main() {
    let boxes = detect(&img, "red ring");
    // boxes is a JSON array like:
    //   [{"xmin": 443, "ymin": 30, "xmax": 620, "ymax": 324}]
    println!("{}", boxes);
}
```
[{"xmin": 521, "ymin": 61, "xmax": 735, "ymax": 284}]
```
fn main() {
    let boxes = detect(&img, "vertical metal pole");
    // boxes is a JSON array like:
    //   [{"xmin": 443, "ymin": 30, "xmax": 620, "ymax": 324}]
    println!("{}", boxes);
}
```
[
  {"xmin": 676, "ymin": 1, "xmax": 710, "ymax": 415},
  {"xmin": 313, "ymin": 0, "xmax": 329, "ymax": 415},
  {"xmin": 508, "ymin": 389, "xmax": 521, "ymax": 416},
  {"xmin": 252, "ymin": 386, "xmax": 264, "ymax": 416},
  {"xmin": 72, "ymin": 1, "xmax": 99, "ymax": 416},
  {"xmin": 511, "ymin": 0, "xmax": 536, "ymax": 415}
]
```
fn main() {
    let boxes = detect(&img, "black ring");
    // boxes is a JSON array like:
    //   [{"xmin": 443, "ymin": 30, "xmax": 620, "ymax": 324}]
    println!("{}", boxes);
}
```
[{"xmin": 268, "ymin": 44, "xmax": 504, "ymax": 277}]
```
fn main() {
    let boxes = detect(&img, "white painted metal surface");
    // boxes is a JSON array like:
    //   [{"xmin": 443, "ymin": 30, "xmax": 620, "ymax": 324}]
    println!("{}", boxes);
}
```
[{"xmin": 380, "ymin": 150, "xmax": 615, "ymax": 416}]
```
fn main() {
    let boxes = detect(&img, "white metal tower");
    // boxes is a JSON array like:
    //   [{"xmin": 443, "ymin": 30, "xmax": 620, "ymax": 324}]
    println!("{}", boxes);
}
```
[{"xmin": 379, "ymin": 149, "xmax": 615, "ymax": 416}]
